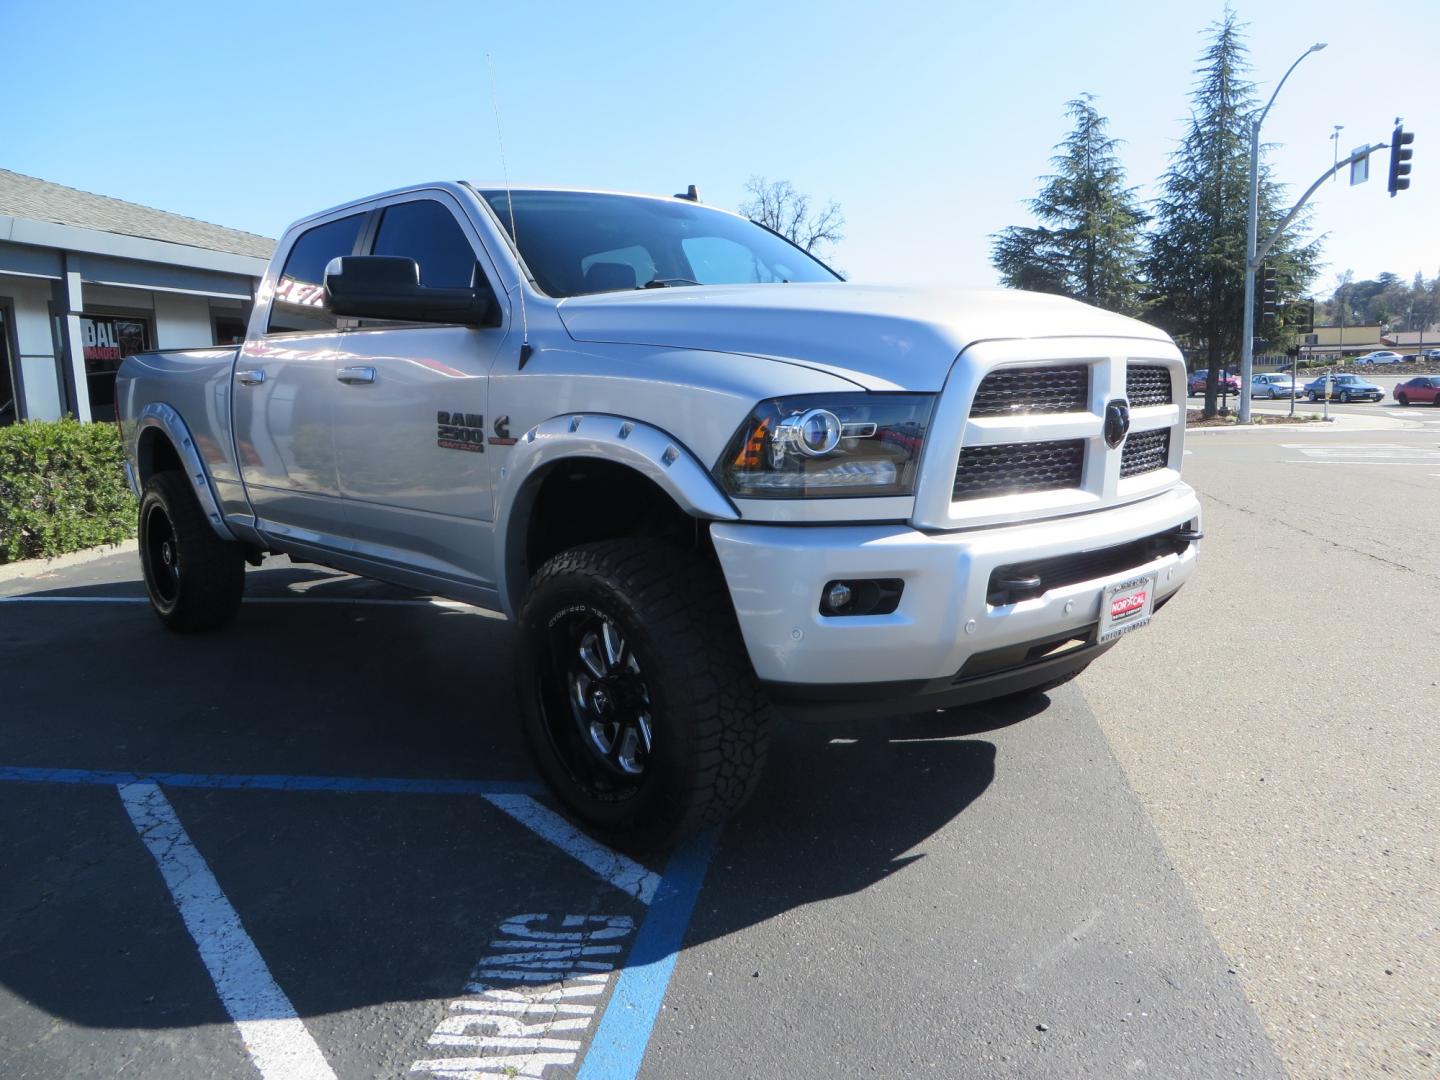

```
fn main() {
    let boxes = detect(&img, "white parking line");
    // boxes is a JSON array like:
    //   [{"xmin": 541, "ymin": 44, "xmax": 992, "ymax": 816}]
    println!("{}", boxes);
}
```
[
  {"xmin": 117, "ymin": 781, "xmax": 338, "ymax": 1080},
  {"xmin": 484, "ymin": 795, "xmax": 660, "ymax": 905},
  {"xmin": 0, "ymin": 595, "xmax": 502, "ymax": 615}
]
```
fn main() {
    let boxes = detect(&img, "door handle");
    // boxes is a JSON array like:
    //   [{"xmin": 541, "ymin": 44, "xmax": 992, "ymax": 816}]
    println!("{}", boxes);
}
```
[
  {"xmin": 236, "ymin": 369, "xmax": 266, "ymax": 386},
  {"xmin": 336, "ymin": 366, "xmax": 377, "ymax": 385}
]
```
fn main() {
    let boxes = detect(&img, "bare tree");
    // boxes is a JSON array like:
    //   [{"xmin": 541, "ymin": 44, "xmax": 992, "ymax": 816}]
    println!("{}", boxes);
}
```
[{"xmin": 739, "ymin": 177, "xmax": 844, "ymax": 260}]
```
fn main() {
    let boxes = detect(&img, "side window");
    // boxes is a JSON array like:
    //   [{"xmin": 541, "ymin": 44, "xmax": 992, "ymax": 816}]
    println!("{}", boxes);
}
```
[
  {"xmin": 268, "ymin": 214, "xmax": 366, "ymax": 334},
  {"xmin": 371, "ymin": 200, "xmax": 480, "ymax": 289}
]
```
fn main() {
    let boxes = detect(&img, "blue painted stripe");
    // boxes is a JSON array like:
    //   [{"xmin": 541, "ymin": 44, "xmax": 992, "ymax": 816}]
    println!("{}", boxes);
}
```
[
  {"xmin": 0, "ymin": 765, "xmax": 544, "ymax": 797},
  {"xmin": 578, "ymin": 828, "xmax": 718, "ymax": 1080}
]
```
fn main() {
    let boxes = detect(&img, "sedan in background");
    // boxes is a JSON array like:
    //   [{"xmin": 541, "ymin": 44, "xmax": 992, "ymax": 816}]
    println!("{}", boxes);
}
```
[
  {"xmin": 1353, "ymin": 350, "xmax": 1405, "ymax": 365},
  {"xmin": 1304, "ymin": 374, "xmax": 1385, "ymax": 403},
  {"xmin": 1251, "ymin": 372, "xmax": 1298, "ymax": 399},
  {"xmin": 1188, "ymin": 369, "xmax": 1240, "ymax": 396},
  {"xmin": 1394, "ymin": 376, "xmax": 1440, "ymax": 406}
]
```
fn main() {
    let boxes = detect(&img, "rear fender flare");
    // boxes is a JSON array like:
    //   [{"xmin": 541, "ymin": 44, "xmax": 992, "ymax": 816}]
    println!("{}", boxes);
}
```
[
  {"xmin": 493, "ymin": 414, "xmax": 739, "ymax": 617},
  {"xmin": 130, "ymin": 403, "xmax": 238, "ymax": 543}
]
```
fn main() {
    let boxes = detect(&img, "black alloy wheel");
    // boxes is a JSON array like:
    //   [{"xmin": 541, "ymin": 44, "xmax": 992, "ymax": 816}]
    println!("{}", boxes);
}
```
[
  {"xmin": 543, "ymin": 608, "xmax": 655, "ymax": 789},
  {"xmin": 143, "ymin": 499, "xmax": 182, "ymax": 606}
]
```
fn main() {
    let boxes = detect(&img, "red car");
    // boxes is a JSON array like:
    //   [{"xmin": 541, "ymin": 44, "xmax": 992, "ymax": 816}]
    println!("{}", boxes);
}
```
[
  {"xmin": 1394, "ymin": 376, "xmax": 1440, "ymax": 406},
  {"xmin": 1187, "ymin": 370, "xmax": 1240, "ymax": 396}
]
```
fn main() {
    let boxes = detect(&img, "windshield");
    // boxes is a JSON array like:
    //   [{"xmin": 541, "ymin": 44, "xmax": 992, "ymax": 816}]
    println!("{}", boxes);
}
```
[{"xmin": 479, "ymin": 190, "xmax": 840, "ymax": 298}]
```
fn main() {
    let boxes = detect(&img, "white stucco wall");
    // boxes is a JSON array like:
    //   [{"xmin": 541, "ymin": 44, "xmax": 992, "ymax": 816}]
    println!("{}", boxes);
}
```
[{"xmin": 153, "ymin": 292, "xmax": 216, "ymax": 349}]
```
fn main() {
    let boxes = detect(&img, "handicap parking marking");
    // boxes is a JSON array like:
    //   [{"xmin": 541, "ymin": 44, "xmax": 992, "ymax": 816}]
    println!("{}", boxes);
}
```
[{"xmin": 1, "ymin": 765, "xmax": 715, "ymax": 1080}]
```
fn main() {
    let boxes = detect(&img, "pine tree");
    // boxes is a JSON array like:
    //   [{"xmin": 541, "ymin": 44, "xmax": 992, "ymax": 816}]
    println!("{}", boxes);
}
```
[
  {"xmin": 990, "ymin": 96, "xmax": 1149, "ymax": 316},
  {"xmin": 1146, "ymin": 12, "xmax": 1320, "ymax": 416}
]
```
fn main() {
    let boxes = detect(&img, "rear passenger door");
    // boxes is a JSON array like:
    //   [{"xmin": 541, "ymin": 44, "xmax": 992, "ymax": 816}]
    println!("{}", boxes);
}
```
[
  {"xmin": 328, "ymin": 193, "xmax": 510, "ymax": 593},
  {"xmin": 234, "ymin": 212, "xmax": 366, "ymax": 550}
]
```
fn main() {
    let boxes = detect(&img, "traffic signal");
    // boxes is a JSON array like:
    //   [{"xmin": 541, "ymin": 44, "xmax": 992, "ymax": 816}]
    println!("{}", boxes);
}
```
[
  {"xmin": 1388, "ymin": 124, "xmax": 1414, "ymax": 196},
  {"xmin": 1258, "ymin": 265, "xmax": 1279, "ymax": 322},
  {"xmin": 1296, "ymin": 297, "xmax": 1315, "ymax": 334}
]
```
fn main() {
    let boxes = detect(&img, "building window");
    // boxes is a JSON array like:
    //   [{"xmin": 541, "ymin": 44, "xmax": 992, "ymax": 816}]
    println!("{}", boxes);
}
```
[
  {"xmin": 0, "ymin": 304, "xmax": 18, "ymax": 427},
  {"xmin": 82, "ymin": 314, "xmax": 151, "ymax": 423}
]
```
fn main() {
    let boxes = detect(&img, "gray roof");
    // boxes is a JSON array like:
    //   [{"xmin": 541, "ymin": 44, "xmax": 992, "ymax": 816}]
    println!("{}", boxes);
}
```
[{"xmin": 0, "ymin": 169, "xmax": 275, "ymax": 260}]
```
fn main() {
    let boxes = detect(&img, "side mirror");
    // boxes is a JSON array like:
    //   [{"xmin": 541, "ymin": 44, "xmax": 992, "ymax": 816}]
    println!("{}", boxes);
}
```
[{"xmin": 323, "ymin": 256, "xmax": 496, "ymax": 326}]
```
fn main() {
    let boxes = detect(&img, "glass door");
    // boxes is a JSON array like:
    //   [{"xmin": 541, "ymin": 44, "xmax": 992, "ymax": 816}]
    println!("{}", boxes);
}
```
[{"xmin": 0, "ymin": 304, "xmax": 18, "ymax": 426}]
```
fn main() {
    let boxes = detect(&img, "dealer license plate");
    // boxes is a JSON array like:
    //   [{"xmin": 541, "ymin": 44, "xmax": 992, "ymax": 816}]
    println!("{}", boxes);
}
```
[{"xmin": 1097, "ymin": 572, "xmax": 1158, "ymax": 643}]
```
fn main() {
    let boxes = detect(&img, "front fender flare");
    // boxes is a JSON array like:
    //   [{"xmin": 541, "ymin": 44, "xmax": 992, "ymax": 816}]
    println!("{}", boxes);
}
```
[
  {"xmin": 493, "ymin": 414, "xmax": 738, "ymax": 617},
  {"xmin": 130, "ymin": 403, "xmax": 238, "ymax": 543}
]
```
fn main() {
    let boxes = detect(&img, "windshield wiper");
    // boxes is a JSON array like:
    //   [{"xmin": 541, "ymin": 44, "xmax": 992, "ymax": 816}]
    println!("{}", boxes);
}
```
[{"xmin": 641, "ymin": 277, "xmax": 702, "ymax": 289}]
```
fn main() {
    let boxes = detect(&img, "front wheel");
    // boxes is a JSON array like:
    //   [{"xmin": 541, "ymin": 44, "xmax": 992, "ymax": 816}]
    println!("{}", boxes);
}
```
[
  {"xmin": 515, "ymin": 540, "xmax": 771, "ymax": 850},
  {"xmin": 1398, "ymin": 393, "xmax": 1409, "ymax": 406},
  {"xmin": 138, "ymin": 471, "xmax": 245, "ymax": 632}
]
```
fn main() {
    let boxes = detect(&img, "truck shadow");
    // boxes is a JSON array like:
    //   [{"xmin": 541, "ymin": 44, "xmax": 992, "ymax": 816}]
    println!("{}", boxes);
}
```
[{"xmin": 0, "ymin": 562, "xmax": 1033, "ymax": 1036}]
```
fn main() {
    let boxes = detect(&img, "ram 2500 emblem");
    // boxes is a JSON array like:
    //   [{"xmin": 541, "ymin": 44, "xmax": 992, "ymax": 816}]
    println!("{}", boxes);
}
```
[{"xmin": 437, "ymin": 411, "xmax": 485, "ymax": 452}]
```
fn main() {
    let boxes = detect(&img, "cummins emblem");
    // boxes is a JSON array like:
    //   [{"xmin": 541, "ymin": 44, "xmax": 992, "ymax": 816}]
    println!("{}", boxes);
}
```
[{"xmin": 1103, "ymin": 399, "xmax": 1130, "ymax": 449}]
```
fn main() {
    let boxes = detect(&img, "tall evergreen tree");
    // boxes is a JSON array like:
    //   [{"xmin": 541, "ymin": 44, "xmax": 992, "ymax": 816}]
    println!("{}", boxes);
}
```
[
  {"xmin": 1146, "ymin": 12, "xmax": 1320, "ymax": 416},
  {"xmin": 990, "ymin": 96, "xmax": 1149, "ymax": 316}
]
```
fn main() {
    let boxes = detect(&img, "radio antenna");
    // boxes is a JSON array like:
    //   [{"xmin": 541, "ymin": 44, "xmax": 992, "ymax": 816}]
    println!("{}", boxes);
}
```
[{"xmin": 486, "ymin": 53, "xmax": 532, "ymax": 366}]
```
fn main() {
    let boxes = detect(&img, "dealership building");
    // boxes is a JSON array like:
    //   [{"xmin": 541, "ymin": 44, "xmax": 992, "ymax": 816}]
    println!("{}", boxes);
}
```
[{"xmin": 0, "ymin": 169, "xmax": 273, "ymax": 425}]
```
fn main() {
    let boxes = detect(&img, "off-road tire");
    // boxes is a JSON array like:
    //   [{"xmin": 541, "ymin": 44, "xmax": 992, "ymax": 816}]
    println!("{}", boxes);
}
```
[
  {"xmin": 515, "ymin": 540, "xmax": 771, "ymax": 850},
  {"xmin": 138, "ymin": 470, "xmax": 245, "ymax": 632}
]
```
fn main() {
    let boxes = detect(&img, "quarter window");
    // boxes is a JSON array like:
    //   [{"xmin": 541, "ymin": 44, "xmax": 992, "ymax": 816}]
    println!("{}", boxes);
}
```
[{"xmin": 268, "ymin": 214, "xmax": 366, "ymax": 334}]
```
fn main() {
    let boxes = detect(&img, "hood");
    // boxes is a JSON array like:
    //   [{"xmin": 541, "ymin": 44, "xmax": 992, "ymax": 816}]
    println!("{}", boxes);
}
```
[{"xmin": 556, "ymin": 284, "xmax": 1172, "ymax": 391}]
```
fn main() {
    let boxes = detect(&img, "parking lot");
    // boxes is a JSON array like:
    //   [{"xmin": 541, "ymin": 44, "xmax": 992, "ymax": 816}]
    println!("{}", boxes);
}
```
[{"xmin": 0, "ymin": 546, "xmax": 1292, "ymax": 1079}]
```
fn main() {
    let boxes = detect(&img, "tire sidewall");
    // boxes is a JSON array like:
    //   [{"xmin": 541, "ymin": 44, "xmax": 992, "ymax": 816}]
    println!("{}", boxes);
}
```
[{"xmin": 139, "ymin": 482, "xmax": 184, "ymax": 617}]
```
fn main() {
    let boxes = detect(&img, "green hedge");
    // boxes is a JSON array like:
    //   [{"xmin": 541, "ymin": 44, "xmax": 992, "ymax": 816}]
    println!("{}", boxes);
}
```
[{"xmin": 0, "ymin": 418, "xmax": 136, "ymax": 563}]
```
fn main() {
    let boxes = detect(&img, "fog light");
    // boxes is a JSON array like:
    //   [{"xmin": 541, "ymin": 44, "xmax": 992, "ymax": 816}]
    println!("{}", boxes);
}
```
[{"xmin": 819, "ymin": 578, "xmax": 904, "ymax": 617}]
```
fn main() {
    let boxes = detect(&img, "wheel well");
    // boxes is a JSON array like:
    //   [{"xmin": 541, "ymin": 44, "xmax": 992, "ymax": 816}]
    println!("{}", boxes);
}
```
[
  {"xmin": 519, "ymin": 458, "xmax": 710, "ymax": 593},
  {"xmin": 137, "ymin": 427, "xmax": 182, "ymax": 487}
]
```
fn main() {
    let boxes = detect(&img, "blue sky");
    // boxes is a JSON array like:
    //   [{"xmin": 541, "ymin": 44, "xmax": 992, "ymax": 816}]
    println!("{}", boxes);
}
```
[{"xmin": 3, "ymin": 0, "xmax": 1435, "ymax": 296}]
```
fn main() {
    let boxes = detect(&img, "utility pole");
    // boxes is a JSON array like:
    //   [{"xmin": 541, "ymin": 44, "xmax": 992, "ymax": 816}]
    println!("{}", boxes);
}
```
[{"xmin": 1239, "ymin": 43, "xmax": 1327, "ymax": 425}]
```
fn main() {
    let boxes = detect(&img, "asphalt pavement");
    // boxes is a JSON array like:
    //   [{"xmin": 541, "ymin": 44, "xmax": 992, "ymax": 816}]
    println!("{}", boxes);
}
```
[
  {"xmin": 1080, "ymin": 421, "xmax": 1440, "ymax": 1079},
  {"xmin": 1, "ymin": 554, "xmax": 1283, "ymax": 1077}
]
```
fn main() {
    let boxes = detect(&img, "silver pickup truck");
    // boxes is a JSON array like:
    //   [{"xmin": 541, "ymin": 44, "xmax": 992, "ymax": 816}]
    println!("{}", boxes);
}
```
[{"xmin": 117, "ymin": 183, "xmax": 1201, "ymax": 847}]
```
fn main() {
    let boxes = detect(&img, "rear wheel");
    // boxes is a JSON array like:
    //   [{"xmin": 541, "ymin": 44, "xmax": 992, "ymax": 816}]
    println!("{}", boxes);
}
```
[
  {"xmin": 1308, "ymin": 390, "xmax": 1318, "ymax": 402},
  {"xmin": 1339, "ymin": 391, "xmax": 1351, "ymax": 403},
  {"xmin": 515, "ymin": 540, "xmax": 771, "ymax": 850},
  {"xmin": 138, "ymin": 471, "xmax": 245, "ymax": 632}
]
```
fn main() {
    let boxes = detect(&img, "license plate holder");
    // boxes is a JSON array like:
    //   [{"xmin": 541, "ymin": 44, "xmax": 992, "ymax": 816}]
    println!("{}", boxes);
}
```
[{"xmin": 1097, "ymin": 571, "xmax": 1158, "ymax": 643}]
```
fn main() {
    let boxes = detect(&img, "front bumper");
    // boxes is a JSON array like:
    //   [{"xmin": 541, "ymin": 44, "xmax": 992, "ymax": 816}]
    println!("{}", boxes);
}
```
[{"xmin": 711, "ymin": 484, "xmax": 1201, "ymax": 691}]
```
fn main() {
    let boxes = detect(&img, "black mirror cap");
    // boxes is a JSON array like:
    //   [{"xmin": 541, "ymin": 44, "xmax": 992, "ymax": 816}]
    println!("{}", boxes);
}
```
[{"xmin": 323, "ymin": 256, "xmax": 497, "ymax": 326}]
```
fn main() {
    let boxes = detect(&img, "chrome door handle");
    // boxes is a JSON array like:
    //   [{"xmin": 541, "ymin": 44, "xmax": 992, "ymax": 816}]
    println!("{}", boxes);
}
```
[
  {"xmin": 236, "ymin": 369, "xmax": 266, "ymax": 386},
  {"xmin": 336, "ymin": 366, "xmax": 377, "ymax": 385}
]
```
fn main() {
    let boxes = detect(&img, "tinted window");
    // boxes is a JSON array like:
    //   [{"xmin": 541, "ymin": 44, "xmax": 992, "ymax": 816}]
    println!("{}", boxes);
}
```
[
  {"xmin": 268, "ymin": 214, "xmax": 366, "ymax": 334},
  {"xmin": 371, "ymin": 200, "xmax": 479, "ymax": 289},
  {"xmin": 481, "ymin": 190, "xmax": 838, "ymax": 297}
]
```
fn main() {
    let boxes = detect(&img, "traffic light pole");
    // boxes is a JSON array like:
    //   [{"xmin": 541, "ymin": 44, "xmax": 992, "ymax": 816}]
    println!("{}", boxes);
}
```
[{"xmin": 1239, "ymin": 140, "xmax": 1386, "ymax": 423}]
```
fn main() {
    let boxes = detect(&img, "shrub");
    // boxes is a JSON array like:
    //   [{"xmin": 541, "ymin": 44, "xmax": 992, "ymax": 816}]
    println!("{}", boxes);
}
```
[{"xmin": 0, "ymin": 418, "xmax": 136, "ymax": 563}]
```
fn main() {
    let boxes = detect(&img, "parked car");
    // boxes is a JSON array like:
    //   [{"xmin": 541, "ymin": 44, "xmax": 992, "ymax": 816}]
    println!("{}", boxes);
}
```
[
  {"xmin": 1188, "ymin": 369, "xmax": 1240, "ymax": 396},
  {"xmin": 1250, "ymin": 373, "xmax": 1297, "ymax": 399},
  {"xmin": 1393, "ymin": 376, "xmax": 1440, "ymax": 405},
  {"xmin": 1353, "ymin": 350, "xmax": 1404, "ymax": 365},
  {"xmin": 1304, "ymin": 374, "xmax": 1384, "ymax": 402},
  {"xmin": 1422, "ymin": 349, "xmax": 1440, "ymax": 361}
]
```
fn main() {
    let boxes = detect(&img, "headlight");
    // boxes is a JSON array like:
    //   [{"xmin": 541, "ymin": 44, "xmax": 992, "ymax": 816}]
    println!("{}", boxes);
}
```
[{"xmin": 715, "ymin": 393, "xmax": 936, "ymax": 498}]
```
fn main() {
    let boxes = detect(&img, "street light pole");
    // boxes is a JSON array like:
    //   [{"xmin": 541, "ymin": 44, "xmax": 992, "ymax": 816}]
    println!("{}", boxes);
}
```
[{"xmin": 1239, "ymin": 42, "xmax": 1327, "ymax": 425}]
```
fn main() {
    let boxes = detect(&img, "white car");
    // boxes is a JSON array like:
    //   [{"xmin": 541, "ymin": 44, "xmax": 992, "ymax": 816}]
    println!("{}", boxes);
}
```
[
  {"xmin": 1353, "ymin": 350, "xmax": 1404, "ymax": 365},
  {"xmin": 1251, "ymin": 373, "xmax": 1297, "ymax": 399}
]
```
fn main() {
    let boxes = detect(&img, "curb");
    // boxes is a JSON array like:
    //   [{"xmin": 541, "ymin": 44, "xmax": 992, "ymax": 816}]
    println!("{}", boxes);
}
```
[
  {"xmin": 0, "ymin": 539, "xmax": 139, "ymax": 583},
  {"xmin": 1185, "ymin": 410, "xmax": 1418, "ymax": 435}
]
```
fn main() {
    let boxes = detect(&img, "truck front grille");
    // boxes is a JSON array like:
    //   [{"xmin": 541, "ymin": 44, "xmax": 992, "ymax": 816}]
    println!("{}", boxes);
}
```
[
  {"xmin": 1126, "ymin": 365, "xmax": 1172, "ymax": 406},
  {"xmin": 969, "ymin": 365, "xmax": 1089, "ymax": 416},
  {"xmin": 953, "ymin": 439, "xmax": 1085, "ymax": 501},
  {"xmin": 1120, "ymin": 428, "xmax": 1170, "ymax": 478}
]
